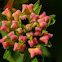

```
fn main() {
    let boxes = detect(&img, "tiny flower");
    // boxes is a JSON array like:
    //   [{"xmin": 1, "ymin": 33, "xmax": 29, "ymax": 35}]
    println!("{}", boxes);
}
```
[
  {"xmin": 38, "ymin": 18, "xmax": 45, "ymax": 23},
  {"xmin": 19, "ymin": 35, "xmax": 27, "ymax": 42},
  {"xmin": 35, "ymin": 27, "xmax": 42, "ymax": 32},
  {"xmin": 2, "ymin": 8, "xmax": 11, "ymax": 18},
  {"xmin": 28, "ymin": 48, "xmax": 42, "ymax": 58},
  {"xmin": 17, "ymin": 28, "xmax": 23, "ymax": 34},
  {"xmin": 39, "ymin": 12, "xmax": 46, "ymax": 18},
  {"xmin": 12, "ymin": 10, "xmax": 22, "ymax": 21},
  {"xmin": 44, "ymin": 16, "xmax": 51, "ymax": 22},
  {"xmin": 18, "ymin": 44, "xmax": 26, "ymax": 51},
  {"xmin": 28, "ymin": 40, "xmax": 34, "ymax": 47},
  {"xmin": 1, "ymin": 25, "xmax": 9, "ymax": 32},
  {"xmin": 26, "ymin": 32, "xmax": 33, "ymax": 37},
  {"xmin": 0, "ymin": 36, "xmax": 7, "ymax": 43},
  {"xmin": 2, "ymin": 21, "xmax": 10, "ymax": 25},
  {"xmin": 33, "ymin": 37, "xmax": 38, "ymax": 44},
  {"xmin": 40, "ymin": 32, "xmax": 53, "ymax": 44},
  {"xmin": 34, "ymin": 15, "xmax": 39, "ymax": 20},
  {"xmin": 30, "ymin": 20, "xmax": 35, "ymax": 23},
  {"xmin": 34, "ymin": 31, "xmax": 41, "ymax": 36},
  {"xmin": 26, "ymin": 24, "xmax": 31, "ymax": 31},
  {"xmin": 20, "ymin": 15, "xmax": 27, "ymax": 20},
  {"xmin": 2, "ymin": 41, "xmax": 12, "ymax": 49},
  {"xmin": 11, "ymin": 20, "xmax": 18, "ymax": 29},
  {"xmin": 40, "ymin": 22, "xmax": 47, "ymax": 28},
  {"xmin": 32, "ymin": 22, "xmax": 37, "ymax": 28},
  {"xmin": 8, "ymin": 31, "xmax": 18, "ymax": 41},
  {"xmin": 13, "ymin": 42, "xmax": 18, "ymax": 51},
  {"xmin": 29, "ymin": 13, "xmax": 35, "ymax": 19}
]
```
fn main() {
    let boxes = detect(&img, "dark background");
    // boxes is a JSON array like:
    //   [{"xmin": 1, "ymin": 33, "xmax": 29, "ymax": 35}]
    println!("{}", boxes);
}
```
[{"xmin": 0, "ymin": 0, "xmax": 62, "ymax": 62}]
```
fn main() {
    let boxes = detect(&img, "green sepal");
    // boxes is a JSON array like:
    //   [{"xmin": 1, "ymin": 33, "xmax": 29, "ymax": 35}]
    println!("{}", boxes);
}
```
[{"xmin": 31, "ymin": 57, "xmax": 38, "ymax": 62}]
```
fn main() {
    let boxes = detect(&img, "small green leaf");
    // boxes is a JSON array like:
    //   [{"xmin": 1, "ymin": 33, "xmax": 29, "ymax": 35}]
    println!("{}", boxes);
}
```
[
  {"xmin": 40, "ymin": 44, "xmax": 50, "ymax": 57},
  {"xmin": 0, "ymin": 31, "xmax": 8, "ymax": 37},
  {"xmin": 33, "ymin": 0, "xmax": 40, "ymax": 11},
  {"xmin": 5, "ymin": 36, "xmax": 11, "ymax": 41},
  {"xmin": 47, "ymin": 15, "xmax": 56, "ymax": 26},
  {"xmin": 34, "ymin": 5, "xmax": 42, "ymax": 15},
  {"xmin": 23, "ymin": 47, "xmax": 31, "ymax": 62},
  {"xmin": 31, "ymin": 57, "xmax": 38, "ymax": 62},
  {"xmin": 0, "ymin": 12, "xmax": 8, "ymax": 20}
]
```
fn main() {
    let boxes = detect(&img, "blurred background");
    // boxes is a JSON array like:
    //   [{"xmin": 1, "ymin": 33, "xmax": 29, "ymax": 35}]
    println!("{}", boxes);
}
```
[{"xmin": 0, "ymin": 0, "xmax": 62, "ymax": 62}]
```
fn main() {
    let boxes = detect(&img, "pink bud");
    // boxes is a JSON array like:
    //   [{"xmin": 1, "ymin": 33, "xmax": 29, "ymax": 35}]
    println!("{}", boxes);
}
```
[
  {"xmin": 2, "ymin": 41, "xmax": 12, "ymax": 49},
  {"xmin": 33, "ymin": 37, "xmax": 38, "ymax": 44},
  {"xmin": 39, "ymin": 12, "xmax": 46, "ymax": 18},
  {"xmin": 34, "ymin": 15, "xmax": 39, "ymax": 20},
  {"xmin": 44, "ymin": 16, "xmax": 51, "ymax": 22},
  {"xmin": 30, "ymin": 20, "xmax": 35, "ymax": 23},
  {"xmin": 22, "ymin": 4, "xmax": 27, "ymax": 13},
  {"xmin": 26, "ymin": 24, "xmax": 31, "ymax": 31},
  {"xmin": 27, "ymin": 4, "xmax": 33, "ymax": 13},
  {"xmin": 13, "ymin": 42, "xmax": 18, "ymax": 51},
  {"xmin": 2, "ymin": 21, "xmax": 10, "ymax": 25},
  {"xmin": 40, "ymin": 32, "xmax": 53, "ymax": 44},
  {"xmin": 8, "ymin": 31, "xmax": 18, "ymax": 41},
  {"xmin": 34, "ymin": 31, "xmax": 41, "ymax": 36},
  {"xmin": 0, "ymin": 36, "xmax": 7, "ymax": 43},
  {"xmin": 35, "ymin": 27, "xmax": 42, "ymax": 32},
  {"xmin": 1, "ymin": 25, "xmax": 9, "ymax": 32},
  {"xmin": 26, "ymin": 32, "xmax": 33, "ymax": 36},
  {"xmin": 19, "ymin": 35, "xmax": 27, "ymax": 42},
  {"xmin": 17, "ymin": 28, "xmax": 23, "ymax": 34},
  {"xmin": 18, "ymin": 44, "xmax": 26, "ymax": 51},
  {"xmin": 12, "ymin": 10, "xmax": 22, "ymax": 21},
  {"xmin": 20, "ymin": 15, "xmax": 27, "ymax": 20},
  {"xmin": 11, "ymin": 21, "xmax": 18, "ymax": 29},
  {"xmin": 40, "ymin": 22, "xmax": 47, "ymax": 28},
  {"xmin": 2, "ymin": 8, "xmax": 11, "ymax": 18},
  {"xmin": 38, "ymin": 18, "xmax": 45, "ymax": 23},
  {"xmin": 28, "ymin": 48, "xmax": 36, "ymax": 58},
  {"xmin": 30, "ymin": 13, "xmax": 35, "ymax": 19},
  {"xmin": 28, "ymin": 48, "xmax": 42, "ymax": 58},
  {"xmin": 28, "ymin": 40, "xmax": 34, "ymax": 47}
]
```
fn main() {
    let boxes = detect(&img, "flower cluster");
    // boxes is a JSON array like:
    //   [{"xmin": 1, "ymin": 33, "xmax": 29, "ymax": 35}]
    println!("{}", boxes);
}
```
[{"xmin": 0, "ymin": 3, "xmax": 53, "ymax": 58}]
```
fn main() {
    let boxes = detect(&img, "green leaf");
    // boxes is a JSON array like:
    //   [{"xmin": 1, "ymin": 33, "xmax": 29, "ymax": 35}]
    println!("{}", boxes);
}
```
[
  {"xmin": 31, "ymin": 57, "xmax": 38, "ymax": 62},
  {"xmin": 34, "ymin": 5, "xmax": 42, "ymax": 15},
  {"xmin": 0, "ymin": 21, "xmax": 2, "ymax": 28},
  {"xmin": 0, "ymin": 31, "xmax": 8, "ymax": 37},
  {"xmin": 47, "ymin": 15, "xmax": 56, "ymax": 26},
  {"xmin": 5, "ymin": 36, "xmax": 11, "ymax": 41},
  {"xmin": 40, "ymin": 44, "xmax": 50, "ymax": 57},
  {"xmin": 0, "ymin": 12, "xmax": 8, "ymax": 20},
  {"xmin": 23, "ymin": 48, "xmax": 31, "ymax": 62},
  {"xmin": 33, "ymin": 0, "xmax": 40, "ymax": 11}
]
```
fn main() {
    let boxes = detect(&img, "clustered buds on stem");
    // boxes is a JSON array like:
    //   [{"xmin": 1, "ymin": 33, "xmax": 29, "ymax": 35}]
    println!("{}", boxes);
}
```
[{"xmin": 0, "ymin": 3, "xmax": 53, "ymax": 58}]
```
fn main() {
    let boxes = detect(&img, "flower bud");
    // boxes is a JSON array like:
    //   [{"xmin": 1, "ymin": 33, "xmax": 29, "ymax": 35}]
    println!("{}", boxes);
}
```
[
  {"xmin": 33, "ymin": 37, "xmax": 38, "ymax": 44},
  {"xmin": 40, "ymin": 22, "xmax": 47, "ymax": 28},
  {"xmin": 35, "ymin": 27, "xmax": 42, "ymax": 32},
  {"xmin": 26, "ymin": 24, "xmax": 31, "ymax": 31},
  {"xmin": 29, "ymin": 13, "xmax": 35, "ymax": 19},
  {"xmin": 13, "ymin": 42, "xmax": 18, "ymax": 51},
  {"xmin": 44, "ymin": 16, "xmax": 51, "ymax": 22},
  {"xmin": 12, "ymin": 10, "xmax": 22, "ymax": 21},
  {"xmin": 30, "ymin": 20, "xmax": 35, "ymax": 23},
  {"xmin": 2, "ymin": 41, "xmax": 12, "ymax": 49},
  {"xmin": 2, "ymin": 8, "xmax": 11, "ymax": 18},
  {"xmin": 39, "ymin": 12, "xmax": 46, "ymax": 18},
  {"xmin": 26, "ymin": 32, "xmax": 33, "ymax": 37},
  {"xmin": 17, "ymin": 28, "xmax": 23, "ymax": 34},
  {"xmin": 1, "ymin": 25, "xmax": 9, "ymax": 32},
  {"xmin": 34, "ymin": 15, "xmax": 39, "ymax": 20},
  {"xmin": 18, "ymin": 44, "xmax": 26, "ymax": 51},
  {"xmin": 8, "ymin": 31, "xmax": 18, "ymax": 41},
  {"xmin": 2, "ymin": 21, "xmax": 10, "ymax": 25},
  {"xmin": 34, "ymin": 31, "xmax": 41, "ymax": 36},
  {"xmin": 28, "ymin": 48, "xmax": 42, "ymax": 58},
  {"xmin": 40, "ymin": 32, "xmax": 53, "ymax": 44},
  {"xmin": 11, "ymin": 21, "xmax": 18, "ymax": 29},
  {"xmin": 38, "ymin": 18, "xmax": 45, "ymax": 23},
  {"xmin": 0, "ymin": 36, "xmax": 7, "ymax": 43},
  {"xmin": 20, "ymin": 15, "xmax": 27, "ymax": 20},
  {"xmin": 28, "ymin": 40, "xmax": 34, "ymax": 47}
]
